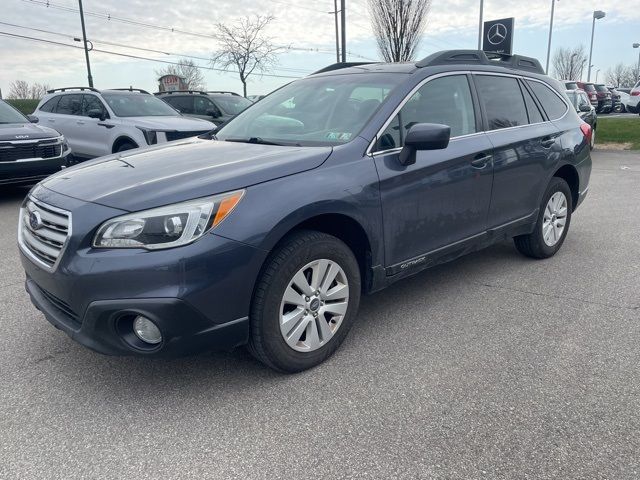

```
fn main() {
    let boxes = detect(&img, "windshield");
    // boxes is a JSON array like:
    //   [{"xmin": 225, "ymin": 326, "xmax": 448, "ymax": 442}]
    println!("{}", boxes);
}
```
[
  {"xmin": 565, "ymin": 82, "xmax": 578, "ymax": 90},
  {"xmin": 215, "ymin": 96, "xmax": 252, "ymax": 115},
  {"xmin": 583, "ymin": 84, "xmax": 596, "ymax": 92},
  {"xmin": 594, "ymin": 85, "xmax": 609, "ymax": 93},
  {"xmin": 216, "ymin": 73, "xmax": 405, "ymax": 146},
  {"xmin": 0, "ymin": 101, "xmax": 28, "ymax": 124},
  {"xmin": 102, "ymin": 93, "xmax": 180, "ymax": 117}
]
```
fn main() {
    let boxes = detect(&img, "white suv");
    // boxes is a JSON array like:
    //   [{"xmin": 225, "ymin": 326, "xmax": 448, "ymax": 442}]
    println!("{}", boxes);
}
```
[
  {"xmin": 34, "ymin": 87, "xmax": 216, "ymax": 160},
  {"xmin": 628, "ymin": 80, "xmax": 640, "ymax": 114}
]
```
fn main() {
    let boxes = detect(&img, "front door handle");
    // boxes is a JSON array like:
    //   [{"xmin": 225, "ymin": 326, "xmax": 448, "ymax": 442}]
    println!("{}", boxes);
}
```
[
  {"xmin": 541, "ymin": 137, "xmax": 555, "ymax": 148},
  {"xmin": 76, "ymin": 120, "xmax": 85, "ymax": 125},
  {"xmin": 471, "ymin": 153, "xmax": 492, "ymax": 169}
]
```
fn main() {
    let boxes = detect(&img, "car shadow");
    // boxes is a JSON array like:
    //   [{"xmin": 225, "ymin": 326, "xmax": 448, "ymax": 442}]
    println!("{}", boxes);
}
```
[{"xmin": 0, "ymin": 186, "xmax": 30, "ymax": 205}]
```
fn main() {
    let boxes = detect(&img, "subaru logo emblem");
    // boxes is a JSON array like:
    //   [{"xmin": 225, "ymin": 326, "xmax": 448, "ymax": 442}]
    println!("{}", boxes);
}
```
[{"xmin": 29, "ymin": 211, "xmax": 42, "ymax": 230}]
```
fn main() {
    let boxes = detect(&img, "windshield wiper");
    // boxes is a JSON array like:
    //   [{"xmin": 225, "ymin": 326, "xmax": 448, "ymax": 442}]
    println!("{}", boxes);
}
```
[{"xmin": 224, "ymin": 137, "xmax": 284, "ymax": 146}]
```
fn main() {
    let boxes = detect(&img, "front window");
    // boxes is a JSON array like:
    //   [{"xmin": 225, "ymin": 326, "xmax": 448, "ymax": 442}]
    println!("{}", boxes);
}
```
[
  {"xmin": 213, "ymin": 96, "xmax": 252, "ymax": 115},
  {"xmin": 102, "ymin": 93, "xmax": 180, "ymax": 117},
  {"xmin": 0, "ymin": 101, "xmax": 28, "ymax": 124},
  {"xmin": 216, "ymin": 73, "xmax": 405, "ymax": 146}
]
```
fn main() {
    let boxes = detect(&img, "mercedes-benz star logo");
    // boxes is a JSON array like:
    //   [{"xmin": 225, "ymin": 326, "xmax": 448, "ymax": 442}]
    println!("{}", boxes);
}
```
[
  {"xmin": 487, "ymin": 23, "xmax": 507, "ymax": 45},
  {"xmin": 29, "ymin": 211, "xmax": 42, "ymax": 230}
]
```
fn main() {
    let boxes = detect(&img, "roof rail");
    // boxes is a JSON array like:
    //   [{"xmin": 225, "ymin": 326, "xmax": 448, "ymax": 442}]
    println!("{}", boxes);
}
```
[
  {"xmin": 109, "ymin": 87, "xmax": 151, "ymax": 94},
  {"xmin": 416, "ymin": 50, "xmax": 545, "ymax": 75},
  {"xmin": 46, "ymin": 87, "xmax": 100, "ymax": 94},
  {"xmin": 153, "ymin": 90, "xmax": 208, "ymax": 95},
  {"xmin": 207, "ymin": 91, "xmax": 241, "ymax": 96},
  {"xmin": 312, "ymin": 62, "xmax": 377, "ymax": 75}
]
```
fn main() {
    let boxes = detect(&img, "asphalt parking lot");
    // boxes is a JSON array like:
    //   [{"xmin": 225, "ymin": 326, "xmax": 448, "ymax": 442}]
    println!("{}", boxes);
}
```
[{"xmin": 1, "ymin": 150, "xmax": 639, "ymax": 479}]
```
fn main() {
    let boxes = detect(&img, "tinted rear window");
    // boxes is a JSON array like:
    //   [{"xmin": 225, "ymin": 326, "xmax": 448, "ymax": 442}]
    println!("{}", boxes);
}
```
[
  {"xmin": 39, "ymin": 96, "xmax": 60, "ymax": 113},
  {"xmin": 526, "ymin": 81, "xmax": 567, "ymax": 120},
  {"xmin": 594, "ymin": 85, "xmax": 609, "ymax": 92},
  {"xmin": 474, "ymin": 75, "xmax": 528, "ymax": 130},
  {"xmin": 582, "ymin": 84, "xmax": 596, "ymax": 92}
]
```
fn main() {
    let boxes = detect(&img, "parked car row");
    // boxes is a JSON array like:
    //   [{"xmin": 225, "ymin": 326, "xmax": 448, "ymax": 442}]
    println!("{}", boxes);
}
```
[
  {"xmin": 1, "ymin": 87, "xmax": 258, "ymax": 185},
  {"xmin": 562, "ymin": 79, "xmax": 640, "ymax": 114}
]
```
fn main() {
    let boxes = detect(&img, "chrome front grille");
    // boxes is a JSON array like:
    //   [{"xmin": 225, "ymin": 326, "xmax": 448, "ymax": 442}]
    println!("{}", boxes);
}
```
[{"xmin": 18, "ymin": 198, "xmax": 71, "ymax": 270}]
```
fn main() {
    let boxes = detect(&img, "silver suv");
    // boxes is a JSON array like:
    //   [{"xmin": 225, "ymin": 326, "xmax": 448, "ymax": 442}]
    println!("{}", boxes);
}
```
[{"xmin": 34, "ymin": 87, "xmax": 216, "ymax": 160}]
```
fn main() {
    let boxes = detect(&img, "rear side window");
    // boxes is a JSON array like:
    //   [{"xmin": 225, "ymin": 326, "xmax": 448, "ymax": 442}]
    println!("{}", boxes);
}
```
[
  {"xmin": 376, "ymin": 74, "xmax": 476, "ymax": 151},
  {"xmin": 475, "ymin": 75, "xmax": 528, "ymax": 130},
  {"xmin": 164, "ymin": 96, "xmax": 194, "ymax": 114},
  {"xmin": 526, "ymin": 81, "xmax": 567, "ymax": 120},
  {"xmin": 39, "ymin": 96, "xmax": 60, "ymax": 113},
  {"xmin": 82, "ymin": 95, "xmax": 108, "ymax": 117},
  {"xmin": 55, "ymin": 94, "xmax": 83, "ymax": 116},
  {"xmin": 521, "ymin": 85, "xmax": 544, "ymax": 124}
]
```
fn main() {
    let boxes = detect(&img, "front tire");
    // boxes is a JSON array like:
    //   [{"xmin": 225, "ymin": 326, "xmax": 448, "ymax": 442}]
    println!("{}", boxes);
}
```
[
  {"xmin": 514, "ymin": 177, "xmax": 572, "ymax": 259},
  {"xmin": 248, "ymin": 230, "xmax": 361, "ymax": 372},
  {"xmin": 115, "ymin": 141, "xmax": 137, "ymax": 153}
]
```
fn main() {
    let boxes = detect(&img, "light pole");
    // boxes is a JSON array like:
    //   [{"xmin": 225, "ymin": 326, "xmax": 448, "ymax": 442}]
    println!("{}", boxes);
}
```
[
  {"xmin": 580, "ymin": 59, "xmax": 587, "ymax": 80},
  {"xmin": 545, "ymin": 0, "xmax": 557, "ymax": 74},
  {"xmin": 78, "ymin": 0, "xmax": 93, "ymax": 87},
  {"xmin": 478, "ymin": 0, "xmax": 484, "ymax": 50},
  {"xmin": 634, "ymin": 43, "xmax": 640, "ymax": 83},
  {"xmin": 587, "ymin": 10, "xmax": 605, "ymax": 82},
  {"xmin": 595, "ymin": 68, "xmax": 600, "ymax": 83}
]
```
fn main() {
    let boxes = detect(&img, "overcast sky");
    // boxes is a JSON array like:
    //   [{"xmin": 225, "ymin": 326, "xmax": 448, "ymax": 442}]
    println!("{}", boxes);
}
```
[{"xmin": 1, "ymin": 0, "xmax": 639, "ymax": 96}]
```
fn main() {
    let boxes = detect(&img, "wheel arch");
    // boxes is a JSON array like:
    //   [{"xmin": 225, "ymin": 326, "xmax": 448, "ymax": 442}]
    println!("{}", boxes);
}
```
[
  {"xmin": 553, "ymin": 164, "xmax": 580, "ymax": 210},
  {"xmin": 256, "ymin": 210, "xmax": 376, "ymax": 294},
  {"xmin": 112, "ymin": 136, "xmax": 139, "ymax": 153}
]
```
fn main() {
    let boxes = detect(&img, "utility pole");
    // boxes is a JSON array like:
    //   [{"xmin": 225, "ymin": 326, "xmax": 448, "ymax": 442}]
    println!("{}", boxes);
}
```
[
  {"xmin": 78, "ymin": 0, "xmax": 94, "ymax": 87},
  {"xmin": 340, "ymin": 0, "xmax": 346, "ymax": 63},
  {"xmin": 545, "ymin": 0, "xmax": 556, "ymax": 74},
  {"xmin": 333, "ymin": 0, "xmax": 340, "ymax": 62},
  {"xmin": 587, "ymin": 10, "xmax": 605, "ymax": 82},
  {"xmin": 477, "ymin": 0, "xmax": 484, "ymax": 50}
]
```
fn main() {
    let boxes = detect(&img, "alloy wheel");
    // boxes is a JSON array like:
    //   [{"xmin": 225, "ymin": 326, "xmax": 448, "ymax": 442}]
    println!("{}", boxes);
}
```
[
  {"xmin": 279, "ymin": 259, "xmax": 349, "ymax": 352},
  {"xmin": 542, "ymin": 192, "xmax": 568, "ymax": 247}
]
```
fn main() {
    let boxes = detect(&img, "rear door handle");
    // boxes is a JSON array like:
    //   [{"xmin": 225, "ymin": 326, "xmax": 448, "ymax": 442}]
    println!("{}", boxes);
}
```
[
  {"xmin": 76, "ymin": 120, "xmax": 85, "ymax": 125},
  {"xmin": 47, "ymin": 118, "xmax": 55, "ymax": 122},
  {"xmin": 541, "ymin": 137, "xmax": 555, "ymax": 148},
  {"xmin": 471, "ymin": 153, "xmax": 492, "ymax": 169}
]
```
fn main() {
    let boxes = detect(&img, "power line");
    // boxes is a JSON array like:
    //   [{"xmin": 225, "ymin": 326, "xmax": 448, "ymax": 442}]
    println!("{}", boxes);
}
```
[
  {"xmin": 0, "ymin": 30, "xmax": 303, "ymax": 80},
  {"xmin": 0, "ymin": 21, "xmax": 314, "ymax": 74},
  {"xmin": 21, "ymin": 0, "xmax": 376, "ymax": 61}
]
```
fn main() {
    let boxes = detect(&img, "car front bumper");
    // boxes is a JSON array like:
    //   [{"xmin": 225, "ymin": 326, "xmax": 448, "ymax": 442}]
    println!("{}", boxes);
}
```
[
  {"xmin": 20, "ymin": 186, "xmax": 268, "ymax": 356},
  {"xmin": 0, "ymin": 150, "xmax": 70, "ymax": 186}
]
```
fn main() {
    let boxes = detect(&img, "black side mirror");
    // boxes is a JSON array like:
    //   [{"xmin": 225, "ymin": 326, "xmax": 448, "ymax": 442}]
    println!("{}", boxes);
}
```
[
  {"xmin": 206, "ymin": 108, "xmax": 221, "ymax": 118},
  {"xmin": 87, "ymin": 109, "xmax": 106, "ymax": 121},
  {"xmin": 27, "ymin": 114, "xmax": 39, "ymax": 124},
  {"xmin": 579, "ymin": 104, "xmax": 591, "ymax": 112},
  {"xmin": 398, "ymin": 123, "xmax": 451, "ymax": 166}
]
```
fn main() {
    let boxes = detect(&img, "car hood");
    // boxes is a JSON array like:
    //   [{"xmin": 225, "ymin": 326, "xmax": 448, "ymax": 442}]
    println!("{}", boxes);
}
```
[
  {"xmin": 122, "ymin": 116, "xmax": 216, "ymax": 131},
  {"xmin": 0, "ymin": 122, "xmax": 61, "ymax": 141},
  {"xmin": 40, "ymin": 138, "xmax": 332, "ymax": 211}
]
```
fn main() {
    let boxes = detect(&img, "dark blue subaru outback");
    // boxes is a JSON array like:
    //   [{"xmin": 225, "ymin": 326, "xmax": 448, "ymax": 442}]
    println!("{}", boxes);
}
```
[{"xmin": 19, "ymin": 51, "xmax": 592, "ymax": 372}]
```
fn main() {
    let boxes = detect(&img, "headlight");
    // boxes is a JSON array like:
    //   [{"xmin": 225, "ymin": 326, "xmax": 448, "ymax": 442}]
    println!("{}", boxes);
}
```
[
  {"xmin": 93, "ymin": 191, "xmax": 245, "ymax": 249},
  {"xmin": 137, "ymin": 127, "xmax": 158, "ymax": 145}
]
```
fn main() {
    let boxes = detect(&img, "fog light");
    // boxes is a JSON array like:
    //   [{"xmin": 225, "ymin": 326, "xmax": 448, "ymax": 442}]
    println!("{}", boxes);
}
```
[{"xmin": 132, "ymin": 316, "xmax": 162, "ymax": 345}]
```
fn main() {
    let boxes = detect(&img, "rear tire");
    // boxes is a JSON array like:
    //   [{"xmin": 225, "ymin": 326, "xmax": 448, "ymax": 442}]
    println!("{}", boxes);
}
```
[
  {"xmin": 514, "ymin": 177, "xmax": 572, "ymax": 259},
  {"xmin": 248, "ymin": 230, "xmax": 361, "ymax": 373}
]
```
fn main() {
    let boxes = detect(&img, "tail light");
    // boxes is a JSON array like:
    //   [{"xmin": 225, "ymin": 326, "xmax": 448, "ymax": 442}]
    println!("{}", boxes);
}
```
[
  {"xmin": 580, "ymin": 123, "xmax": 592, "ymax": 144},
  {"xmin": 590, "ymin": 93, "xmax": 597, "ymax": 99},
  {"xmin": 632, "ymin": 91, "xmax": 640, "ymax": 96}
]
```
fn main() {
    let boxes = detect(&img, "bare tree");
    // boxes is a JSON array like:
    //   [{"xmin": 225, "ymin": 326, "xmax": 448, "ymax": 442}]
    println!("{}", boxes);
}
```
[
  {"xmin": 7, "ymin": 80, "xmax": 50, "ymax": 99},
  {"xmin": 605, "ymin": 63, "xmax": 633, "ymax": 87},
  {"xmin": 552, "ymin": 45, "xmax": 587, "ymax": 80},
  {"xmin": 368, "ymin": 0, "xmax": 431, "ymax": 63},
  {"xmin": 7, "ymin": 80, "xmax": 30, "ymax": 99},
  {"xmin": 29, "ymin": 82, "xmax": 51, "ymax": 99},
  {"xmin": 210, "ymin": 15, "xmax": 280, "ymax": 97},
  {"xmin": 156, "ymin": 58, "xmax": 206, "ymax": 90}
]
